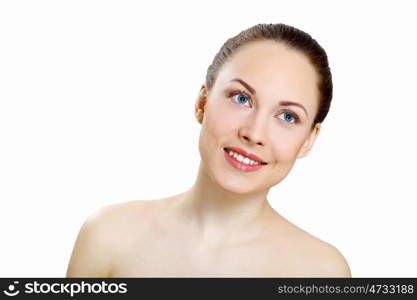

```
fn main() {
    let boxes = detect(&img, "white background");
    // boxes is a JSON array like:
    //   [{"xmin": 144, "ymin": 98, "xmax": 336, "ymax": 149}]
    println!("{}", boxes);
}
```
[{"xmin": 1, "ymin": 0, "xmax": 416, "ymax": 277}]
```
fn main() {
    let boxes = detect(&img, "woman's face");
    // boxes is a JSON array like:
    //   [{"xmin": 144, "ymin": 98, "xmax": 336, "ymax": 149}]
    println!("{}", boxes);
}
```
[{"xmin": 196, "ymin": 40, "xmax": 321, "ymax": 195}]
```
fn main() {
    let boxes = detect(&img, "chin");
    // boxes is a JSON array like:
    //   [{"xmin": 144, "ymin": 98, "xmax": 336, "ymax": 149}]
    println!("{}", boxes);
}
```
[
  {"xmin": 219, "ymin": 180, "xmax": 257, "ymax": 195},
  {"xmin": 213, "ymin": 169, "xmax": 268, "ymax": 195}
]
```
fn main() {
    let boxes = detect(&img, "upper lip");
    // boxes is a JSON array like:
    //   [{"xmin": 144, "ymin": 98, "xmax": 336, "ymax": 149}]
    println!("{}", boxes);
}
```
[{"xmin": 224, "ymin": 146, "xmax": 267, "ymax": 164}]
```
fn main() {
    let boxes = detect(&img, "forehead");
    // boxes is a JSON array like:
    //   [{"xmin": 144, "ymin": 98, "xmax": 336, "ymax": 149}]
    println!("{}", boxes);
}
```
[{"xmin": 216, "ymin": 40, "xmax": 320, "ymax": 110}]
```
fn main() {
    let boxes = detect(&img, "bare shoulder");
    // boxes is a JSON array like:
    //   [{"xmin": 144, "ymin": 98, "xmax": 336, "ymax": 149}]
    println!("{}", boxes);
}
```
[
  {"xmin": 269, "ymin": 219, "xmax": 352, "ymax": 277},
  {"xmin": 91, "ymin": 199, "xmax": 159, "ymax": 227},
  {"xmin": 303, "ymin": 237, "xmax": 352, "ymax": 277},
  {"xmin": 66, "ymin": 199, "xmax": 158, "ymax": 278}
]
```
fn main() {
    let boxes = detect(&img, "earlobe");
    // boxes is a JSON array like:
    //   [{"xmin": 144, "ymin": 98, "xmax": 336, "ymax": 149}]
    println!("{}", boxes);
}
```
[
  {"xmin": 297, "ymin": 123, "xmax": 321, "ymax": 158},
  {"xmin": 195, "ymin": 108, "xmax": 204, "ymax": 124},
  {"xmin": 195, "ymin": 84, "xmax": 208, "ymax": 124}
]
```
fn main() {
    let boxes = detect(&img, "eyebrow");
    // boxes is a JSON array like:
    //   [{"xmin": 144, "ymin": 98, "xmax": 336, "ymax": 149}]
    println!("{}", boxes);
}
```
[
  {"xmin": 228, "ymin": 78, "xmax": 309, "ymax": 117},
  {"xmin": 279, "ymin": 101, "xmax": 309, "ymax": 118},
  {"xmin": 229, "ymin": 78, "xmax": 257, "ymax": 95}
]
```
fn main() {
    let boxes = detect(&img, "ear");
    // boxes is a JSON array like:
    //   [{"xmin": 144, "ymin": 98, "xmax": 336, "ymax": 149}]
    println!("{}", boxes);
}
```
[
  {"xmin": 195, "ymin": 84, "xmax": 208, "ymax": 124},
  {"xmin": 297, "ymin": 123, "xmax": 321, "ymax": 159}
]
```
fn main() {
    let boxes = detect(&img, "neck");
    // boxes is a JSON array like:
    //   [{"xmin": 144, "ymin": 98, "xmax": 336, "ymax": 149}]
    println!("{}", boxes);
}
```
[{"xmin": 177, "ymin": 161, "xmax": 276, "ymax": 245}]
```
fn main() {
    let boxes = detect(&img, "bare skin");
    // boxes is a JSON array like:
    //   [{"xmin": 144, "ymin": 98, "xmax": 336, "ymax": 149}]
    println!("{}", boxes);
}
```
[
  {"xmin": 66, "ymin": 191, "xmax": 351, "ymax": 277},
  {"xmin": 67, "ymin": 159, "xmax": 351, "ymax": 278},
  {"xmin": 66, "ymin": 40, "xmax": 351, "ymax": 277}
]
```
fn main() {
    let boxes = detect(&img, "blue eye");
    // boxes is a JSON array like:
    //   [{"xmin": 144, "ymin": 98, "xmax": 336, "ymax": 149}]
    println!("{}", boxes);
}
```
[
  {"xmin": 279, "ymin": 112, "xmax": 296, "ymax": 123},
  {"xmin": 232, "ymin": 93, "xmax": 250, "ymax": 106}
]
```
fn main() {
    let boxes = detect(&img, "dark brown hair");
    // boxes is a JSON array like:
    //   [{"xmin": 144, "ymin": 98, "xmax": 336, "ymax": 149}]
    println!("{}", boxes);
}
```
[{"xmin": 205, "ymin": 23, "xmax": 333, "ymax": 128}]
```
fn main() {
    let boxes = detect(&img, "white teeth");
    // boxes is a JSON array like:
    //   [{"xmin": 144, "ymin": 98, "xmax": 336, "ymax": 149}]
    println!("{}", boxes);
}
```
[{"xmin": 226, "ymin": 149, "xmax": 259, "ymax": 165}]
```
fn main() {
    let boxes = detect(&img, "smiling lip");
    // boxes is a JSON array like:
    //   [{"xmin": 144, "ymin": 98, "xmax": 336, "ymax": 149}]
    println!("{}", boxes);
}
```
[
  {"xmin": 223, "ymin": 147, "xmax": 267, "ymax": 164},
  {"xmin": 223, "ymin": 149, "xmax": 266, "ymax": 172}
]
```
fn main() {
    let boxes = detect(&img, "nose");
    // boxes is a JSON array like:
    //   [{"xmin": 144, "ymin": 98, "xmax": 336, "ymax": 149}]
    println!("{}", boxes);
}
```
[{"xmin": 238, "ymin": 115, "xmax": 267, "ymax": 147}]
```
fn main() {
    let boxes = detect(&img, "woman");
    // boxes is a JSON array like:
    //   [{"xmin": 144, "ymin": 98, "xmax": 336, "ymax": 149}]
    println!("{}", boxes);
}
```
[{"xmin": 66, "ymin": 23, "xmax": 351, "ymax": 277}]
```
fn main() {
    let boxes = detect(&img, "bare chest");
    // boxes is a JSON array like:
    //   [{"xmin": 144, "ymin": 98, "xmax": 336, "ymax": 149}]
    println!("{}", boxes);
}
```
[{"xmin": 109, "ymin": 231, "xmax": 303, "ymax": 277}]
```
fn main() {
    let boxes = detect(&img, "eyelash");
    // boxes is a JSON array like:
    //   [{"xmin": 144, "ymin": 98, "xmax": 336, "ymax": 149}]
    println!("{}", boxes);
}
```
[
  {"xmin": 229, "ymin": 90, "xmax": 252, "ymax": 106},
  {"xmin": 228, "ymin": 90, "xmax": 300, "ymax": 124},
  {"xmin": 279, "ymin": 110, "xmax": 300, "ymax": 124}
]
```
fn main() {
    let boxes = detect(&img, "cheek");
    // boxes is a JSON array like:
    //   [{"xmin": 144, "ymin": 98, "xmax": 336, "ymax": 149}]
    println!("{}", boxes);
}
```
[
  {"xmin": 270, "ymin": 132, "xmax": 306, "ymax": 163},
  {"xmin": 198, "ymin": 105, "xmax": 226, "ymax": 160},
  {"xmin": 202, "ymin": 100, "xmax": 240, "ymax": 141}
]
